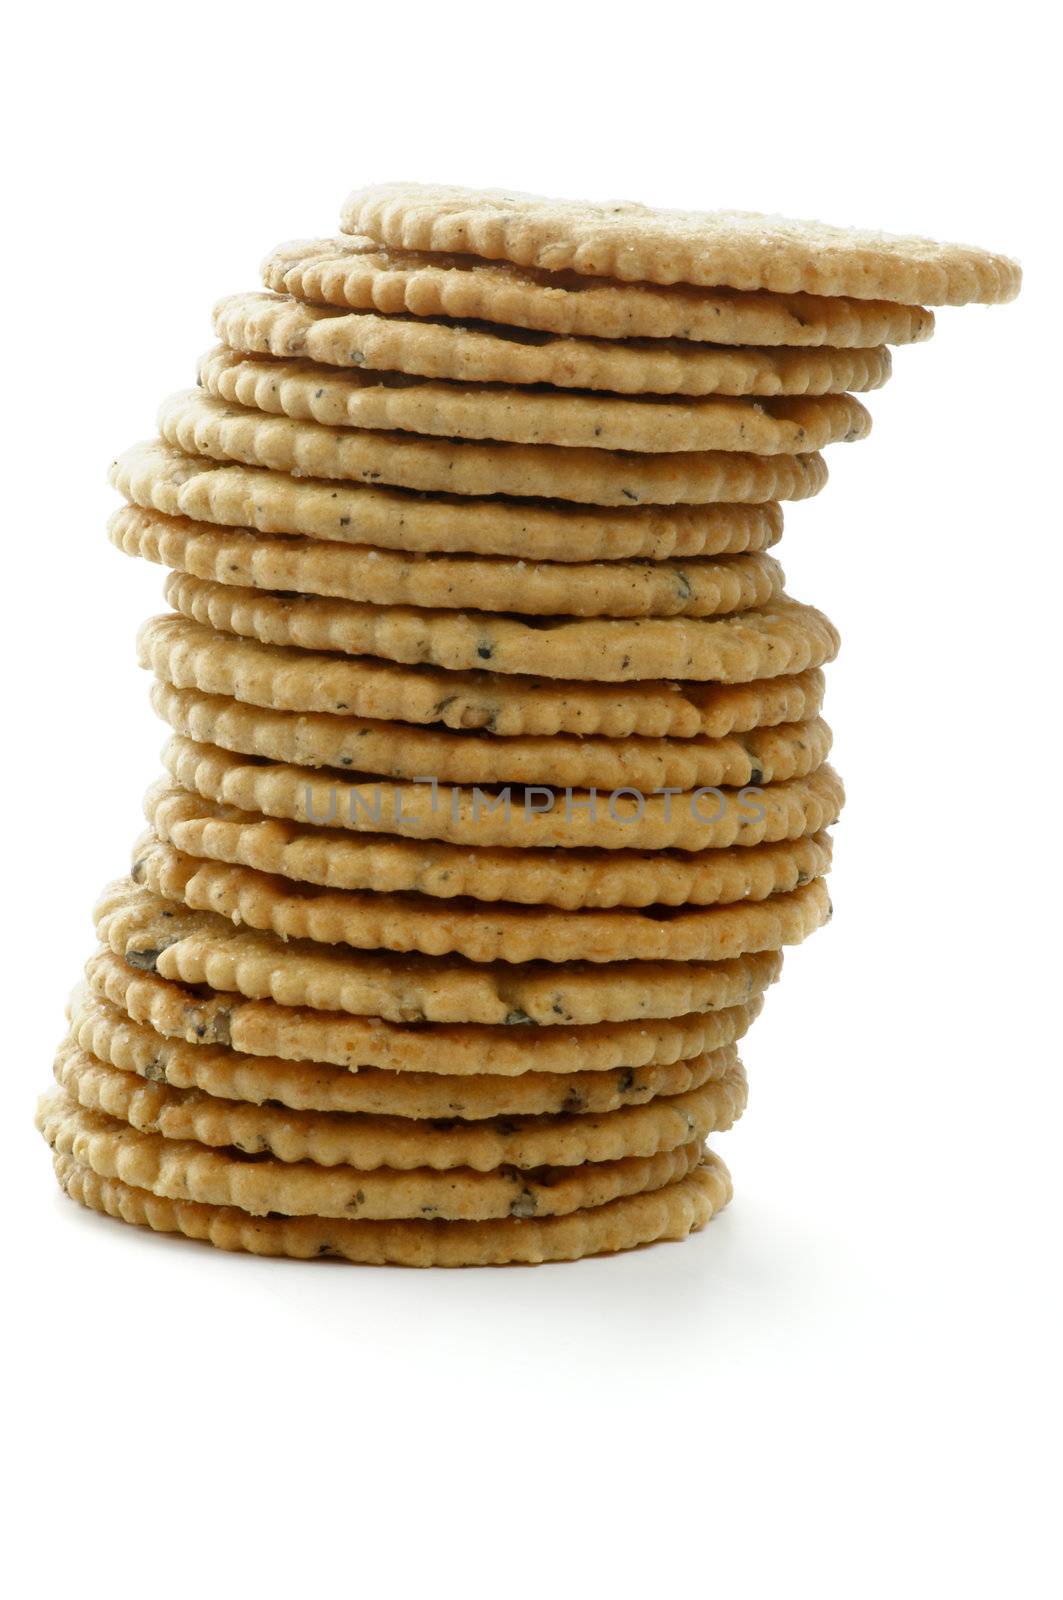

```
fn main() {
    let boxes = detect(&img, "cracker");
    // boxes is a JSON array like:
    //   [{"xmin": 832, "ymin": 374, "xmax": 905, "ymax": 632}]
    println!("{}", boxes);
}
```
[
  {"xmin": 145, "ymin": 604, "xmax": 826, "ymax": 726},
  {"xmin": 159, "ymin": 576, "xmax": 841, "ymax": 687},
  {"xmin": 112, "ymin": 441, "xmax": 792, "ymax": 562},
  {"xmin": 147, "ymin": 782, "xmax": 834, "ymax": 911},
  {"xmin": 50, "ymin": 1149, "xmax": 731, "ymax": 1264},
  {"xmin": 163, "ymin": 732, "xmax": 846, "ymax": 852},
  {"xmin": 148, "ymin": 681, "xmax": 832, "ymax": 792},
  {"xmin": 38, "ymin": 1093, "xmax": 704, "ymax": 1220},
  {"xmin": 133, "ymin": 829, "xmax": 833, "ymax": 963},
  {"xmin": 212, "ymin": 295, "xmax": 891, "ymax": 399},
  {"xmin": 145, "ymin": 604, "xmax": 832, "ymax": 732},
  {"xmin": 341, "ymin": 184, "xmax": 1021, "ymax": 305},
  {"xmin": 113, "ymin": 503, "xmax": 785, "ymax": 620},
  {"xmin": 264, "ymin": 236, "xmax": 936, "ymax": 346},
  {"xmin": 84, "ymin": 950, "xmax": 769, "ymax": 1077},
  {"xmin": 95, "ymin": 878, "xmax": 829, "ymax": 1023},
  {"xmin": 202, "ymin": 336, "xmax": 882, "ymax": 457},
  {"xmin": 69, "ymin": 987, "xmax": 747, "ymax": 1119},
  {"xmin": 55, "ymin": 1040, "xmax": 747, "ymax": 1169},
  {"xmin": 160, "ymin": 388, "xmax": 847, "ymax": 505}
]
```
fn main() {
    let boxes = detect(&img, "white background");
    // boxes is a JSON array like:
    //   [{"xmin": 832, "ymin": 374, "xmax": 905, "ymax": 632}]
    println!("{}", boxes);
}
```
[{"xmin": 3, "ymin": 3, "xmax": 1058, "ymax": 1594}]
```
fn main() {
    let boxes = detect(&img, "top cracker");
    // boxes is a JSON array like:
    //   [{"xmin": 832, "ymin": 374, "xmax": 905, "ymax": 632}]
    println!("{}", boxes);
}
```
[{"xmin": 341, "ymin": 183, "xmax": 1020, "ymax": 306}]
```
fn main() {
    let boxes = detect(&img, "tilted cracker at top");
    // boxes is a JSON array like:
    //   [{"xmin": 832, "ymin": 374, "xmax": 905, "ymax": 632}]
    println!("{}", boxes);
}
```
[{"xmin": 340, "ymin": 183, "xmax": 1021, "ymax": 306}]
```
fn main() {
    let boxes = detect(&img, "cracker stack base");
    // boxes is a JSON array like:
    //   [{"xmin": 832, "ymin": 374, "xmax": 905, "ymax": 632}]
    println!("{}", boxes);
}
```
[{"xmin": 37, "ymin": 186, "xmax": 1018, "ymax": 1265}]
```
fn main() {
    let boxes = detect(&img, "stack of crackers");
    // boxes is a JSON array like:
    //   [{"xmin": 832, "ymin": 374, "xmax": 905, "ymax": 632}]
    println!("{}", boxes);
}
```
[{"xmin": 37, "ymin": 185, "xmax": 1019, "ymax": 1266}]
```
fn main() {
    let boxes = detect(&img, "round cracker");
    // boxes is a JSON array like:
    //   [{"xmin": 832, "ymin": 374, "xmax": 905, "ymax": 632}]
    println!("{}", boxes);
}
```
[
  {"xmin": 160, "ymin": 387, "xmax": 847, "ymax": 506},
  {"xmin": 95, "ymin": 877, "xmax": 830, "ymax": 1024},
  {"xmin": 264, "ymin": 236, "xmax": 936, "ymax": 346},
  {"xmin": 162, "ymin": 733, "xmax": 846, "ymax": 853},
  {"xmin": 55, "ymin": 1039, "xmax": 747, "ymax": 1170},
  {"xmin": 148, "ymin": 680, "xmax": 831, "ymax": 793},
  {"xmin": 39, "ymin": 1093, "xmax": 705, "ymax": 1221},
  {"xmin": 49, "ymin": 1148, "xmax": 732, "ymax": 1265},
  {"xmin": 68, "ymin": 987, "xmax": 750, "ymax": 1120},
  {"xmin": 132, "ymin": 829, "xmax": 834, "ymax": 965},
  {"xmin": 146, "ymin": 782, "xmax": 835, "ymax": 912},
  {"xmin": 341, "ymin": 183, "xmax": 1021, "ymax": 305},
  {"xmin": 113, "ymin": 502, "xmax": 785, "ymax": 621},
  {"xmin": 112, "ymin": 440, "xmax": 790, "ymax": 562},
  {"xmin": 158, "ymin": 576, "xmax": 841, "ymax": 687},
  {"xmin": 213, "ymin": 293, "xmax": 891, "ymax": 399},
  {"xmin": 82, "ymin": 952, "xmax": 770, "ymax": 1079}
]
